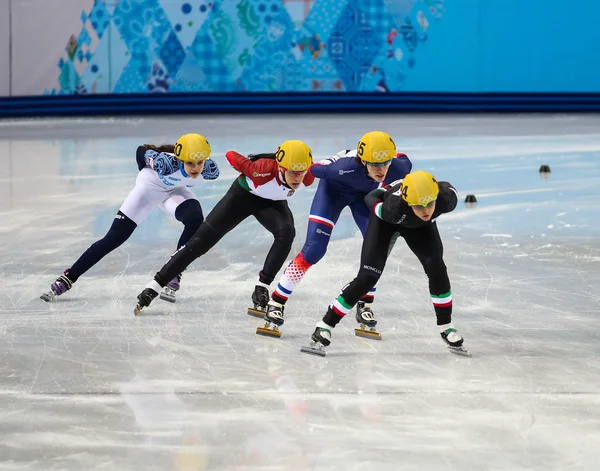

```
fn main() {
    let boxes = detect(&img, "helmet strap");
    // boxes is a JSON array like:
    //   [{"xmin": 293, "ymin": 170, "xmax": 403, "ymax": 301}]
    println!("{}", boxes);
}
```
[{"xmin": 278, "ymin": 166, "xmax": 292, "ymax": 189}]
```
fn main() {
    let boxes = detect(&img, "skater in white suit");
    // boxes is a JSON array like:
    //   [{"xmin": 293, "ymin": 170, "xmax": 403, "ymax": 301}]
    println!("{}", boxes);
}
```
[{"xmin": 40, "ymin": 133, "xmax": 219, "ymax": 303}]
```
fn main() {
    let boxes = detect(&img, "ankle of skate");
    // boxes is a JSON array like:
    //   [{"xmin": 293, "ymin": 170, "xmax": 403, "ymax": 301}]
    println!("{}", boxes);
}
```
[
  {"xmin": 312, "ymin": 321, "xmax": 332, "ymax": 347},
  {"xmin": 160, "ymin": 275, "xmax": 181, "ymax": 303},
  {"xmin": 264, "ymin": 302, "xmax": 284, "ymax": 326},
  {"xmin": 137, "ymin": 288, "xmax": 158, "ymax": 307},
  {"xmin": 440, "ymin": 327, "xmax": 463, "ymax": 347},
  {"xmin": 166, "ymin": 276, "xmax": 181, "ymax": 291},
  {"xmin": 300, "ymin": 321, "xmax": 333, "ymax": 356},
  {"xmin": 356, "ymin": 301, "xmax": 377, "ymax": 327},
  {"xmin": 256, "ymin": 301, "xmax": 285, "ymax": 337},
  {"xmin": 41, "ymin": 272, "xmax": 74, "ymax": 302}
]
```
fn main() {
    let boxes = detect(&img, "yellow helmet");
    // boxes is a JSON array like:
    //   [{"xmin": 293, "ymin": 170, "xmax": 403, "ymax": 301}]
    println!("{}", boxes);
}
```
[
  {"xmin": 357, "ymin": 131, "xmax": 396, "ymax": 163},
  {"xmin": 174, "ymin": 133, "xmax": 211, "ymax": 163},
  {"xmin": 275, "ymin": 140, "xmax": 313, "ymax": 171},
  {"xmin": 401, "ymin": 170, "xmax": 439, "ymax": 206}
]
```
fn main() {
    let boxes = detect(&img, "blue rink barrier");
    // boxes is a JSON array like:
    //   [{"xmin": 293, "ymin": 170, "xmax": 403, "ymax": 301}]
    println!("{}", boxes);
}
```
[{"xmin": 2, "ymin": 92, "xmax": 600, "ymax": 117}]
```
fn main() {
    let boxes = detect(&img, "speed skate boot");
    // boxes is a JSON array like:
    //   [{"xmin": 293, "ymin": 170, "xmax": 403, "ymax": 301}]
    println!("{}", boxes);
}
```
[
  {"xmin": 40, "ymin": 270, "xmax": 74, "ymax": 302},
  {"xmin": 248, "ymin": 285, "xmax": 269, "ymax": 318},
  {"xmin": 441, "ymin": 327, "xmax": 471, "ymax": 357},
  {"xmin": 354, "ymin": 301, "xmax": 382, "ymax": 340},
  {"xmin": 134, "ymin": 288, "xmax": 159, "ymax": 316},
  {"xmin": 160, "ymin": 273, "xmax": 181, "ymax": 303},
  {"xmin": 300, "ymin": 321, "xmax": 332, "ymax": 357},
  {"xmin": 256, "ymin": 301, "xmax": 284, "ymax": 338}
]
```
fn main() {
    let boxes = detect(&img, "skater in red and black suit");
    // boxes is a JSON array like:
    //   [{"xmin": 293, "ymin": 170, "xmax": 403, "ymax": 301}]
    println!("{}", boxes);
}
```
[{"xmin": 133, "ymin": 140, "xmax": 315, "ymax": 316}]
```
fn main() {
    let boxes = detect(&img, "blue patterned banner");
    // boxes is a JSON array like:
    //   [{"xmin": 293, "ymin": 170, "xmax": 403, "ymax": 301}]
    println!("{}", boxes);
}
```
[{"xmin": 47, "ymin": 0, "xmax": 445, "ymax": 94}]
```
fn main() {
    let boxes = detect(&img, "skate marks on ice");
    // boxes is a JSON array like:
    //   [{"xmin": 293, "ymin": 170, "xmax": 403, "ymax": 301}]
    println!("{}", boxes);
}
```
[{"xmin": 1, "ymin": 116, "xmax": 600, "ymax": 469}]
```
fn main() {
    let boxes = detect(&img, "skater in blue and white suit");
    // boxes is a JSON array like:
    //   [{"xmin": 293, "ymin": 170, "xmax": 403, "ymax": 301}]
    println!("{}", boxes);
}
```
[{"xmin": 262, "ymin": 131, "xmax": 413, "ymax": 331}]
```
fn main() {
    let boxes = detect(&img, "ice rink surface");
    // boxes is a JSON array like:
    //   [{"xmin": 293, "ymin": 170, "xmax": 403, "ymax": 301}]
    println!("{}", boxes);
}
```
[{"xmin": 0, "ymin": 114, "xmax": 599, "ymax": 470}]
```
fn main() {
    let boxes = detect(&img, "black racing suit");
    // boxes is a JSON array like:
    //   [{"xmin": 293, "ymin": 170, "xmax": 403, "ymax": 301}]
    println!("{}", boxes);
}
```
[{"xmin": 322, "ymin": 181, "xmax": 458, "ymax": 328}]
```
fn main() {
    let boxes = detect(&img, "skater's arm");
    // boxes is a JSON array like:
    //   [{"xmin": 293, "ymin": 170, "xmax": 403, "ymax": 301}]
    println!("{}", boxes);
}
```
[
  {"xmin": 136, "ymin": 146, "xmax": 149, "ymax": 170},
  {"xmin": 365, "ymin": 187, "xmax": 386, "ymax": 209},
  {"xmin": 201, "ymin": 158, "xmax": 220, "ymax": 180},
  {"xmin": 308, "ymin": 151, "xmax": 345, "ymax": 179},
  {"xmin": 436, "ymin": 182, "xmax": 459, "ymax": 214},
  {"xmin": 388, "ymin": 153, "xmax": 413, "ymax": 178},
  {"xmin": 308, "ymin": 161, "xmax": 330, "ymax": 179},
  {"xmin": 367, "ymin": 184, "xmax": 407, "ymax": 224},
  {"xmin": 226, "ymin": 151, "xmax": 277, "ymax": 185},
  {"xmin": 309, "ymin": 152, "xmax": 358, "ymax": 180},
  {"xmin": 225, "ymin": 151, "xmax": 264, "ymax": 176},
  {"xmin": 302, "ymin": 170, "xmax": 315, "ymax": 187},
  {"xmin": 142, "ymin": 149, "xmax": 180, "ymax": 175}
]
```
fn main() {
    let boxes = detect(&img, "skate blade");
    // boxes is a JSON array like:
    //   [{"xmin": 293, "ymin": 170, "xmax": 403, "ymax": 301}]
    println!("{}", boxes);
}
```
[
  {"xmin": 256, "ymin": 325, "xmax": 282, "ymax": 338},
  {"xmin": 40, "ymin": 291, "xmax": 55, "ymax": 302},
  {"xmin": 159, "ymin": 293, "xmax": 176, "ymax": 303},
  {"xmin": 448, "ymin": 346, "xmax": 472, "ymax": 357},
  {"xmin": 354, "ymin": 327, "xmax": 382, "ymax": 340},
  {"xmin": 134, "ymin": 304, "xmax": 143, "ymax": 317},
  {"xmin": 247, "ymin": 307, "xmax": 266, "ymax": 318},
  {"xmin": 300, "ymin": 345, "xmax": 326, "ymax": 357}
]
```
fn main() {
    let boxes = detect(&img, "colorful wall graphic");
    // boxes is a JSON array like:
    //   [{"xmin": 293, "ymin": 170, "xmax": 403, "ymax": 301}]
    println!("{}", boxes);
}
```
[
  {"xmin": 47, "ymin": 0, "xmax": 445, "ymax": 95},
  {"xmin": 3, "ymin": 0, "xmax": 600, "ymax": 99}
]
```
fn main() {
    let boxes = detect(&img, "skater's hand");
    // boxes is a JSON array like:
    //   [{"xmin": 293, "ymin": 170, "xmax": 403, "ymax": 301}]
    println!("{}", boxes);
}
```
[
  {"xmin": 201, "ymin": 158, "xmax": 220, "ymax": 180},
  {"xmin": 314, "ymin": 157, "xmax": 336, "ymax": 166}
]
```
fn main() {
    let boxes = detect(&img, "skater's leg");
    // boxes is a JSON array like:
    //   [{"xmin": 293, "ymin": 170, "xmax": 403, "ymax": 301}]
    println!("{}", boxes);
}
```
[
  {"xmin": 273, "ymin": 183, "xmax": 344, "ymax": 304},
  {"xmin": 152, "ymin": 181, "xmax": 253, "ymax": 288},
  {"xmin": 43, "ymin": 171, "xmax": 166, "ymax": 302},
  {"xmin": 250, "ymin": 197, "xmax": 302, "ymax": 329},
  {"xmin": 323, "ymin": 215, "xmax": 397, "ymax": 328},
  {"xmin": 350, "ymin": 201, "xmax": 380, "ymax": 306},
  {"xmin": 403, "ymin": 222, "xmax": 452, "ymax": 326},
  {"xmin": 253, "ymin": 200, "xmax": 296, "ymax": 286},
  {"xmin": 158, "ymin": 192, "xmax": 204, "ymax": 299},
  {"xmin": 156, "ymin": 189, "xmax": 205, "ymax": 249},
  {"xmin": 174, "ymin": 199, "xmax": 204, "ymax": 247},
  {"xmin": 136, "ymin": 182, "xmax": 255, "ymax": 313},
  {"xmin": 68, "ymin": 211, "xmax": 137, "ymax": 281},
  {"xmin": 55, "ymin": 170, "xmax": 160, "ymax": 283},
  {"xmin": 43, "ymin": 214, "xmax": 136, "ymax": 300},
  {"xmin": 403, "ymin": 223, "xmax": 465, "ymax": 350},
  {"xmin": 302, "ymin": 217, "xmax": 397, "ymax": 353}
]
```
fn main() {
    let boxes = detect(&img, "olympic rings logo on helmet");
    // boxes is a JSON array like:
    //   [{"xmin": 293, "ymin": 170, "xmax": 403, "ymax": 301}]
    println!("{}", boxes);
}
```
[
  {"xmin": 371, "ymin": 150, "xmax": 391, "ymax": 161},
  {"xmin": 189, "ymin": 151, "xmax": 209, "ymax": 160},
  {"xmin": 289, "ymin": 162, "xmax": 308, "ymax": 171},
  {"xmin": 414, "ymin": 194, "xmax": 437, "ymax": 206}
]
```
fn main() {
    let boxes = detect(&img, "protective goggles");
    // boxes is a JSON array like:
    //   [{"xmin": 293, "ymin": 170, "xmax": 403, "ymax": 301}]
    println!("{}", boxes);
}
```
[
  {"xmin": 409, "ymin": 200, "xmax": 436, "ymax": 209},
  {"xmin": 284, "ymin": 169, "xmax": 308, "ymax": 177},
  {"xmin": 365, "ymin": 160, "xmax": 392, "ymax": 168}
]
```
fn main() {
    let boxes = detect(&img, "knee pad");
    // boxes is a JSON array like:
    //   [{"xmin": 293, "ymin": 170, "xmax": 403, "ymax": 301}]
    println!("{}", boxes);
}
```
[{"xmin": 175, "ymin": 199, "xmax": 204, "ymax": 230}]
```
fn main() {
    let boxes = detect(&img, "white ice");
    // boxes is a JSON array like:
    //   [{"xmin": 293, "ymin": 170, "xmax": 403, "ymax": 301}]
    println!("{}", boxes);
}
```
[{"xmin": 0, "ymin": 114, "xmax": 599, "ymax": 470}]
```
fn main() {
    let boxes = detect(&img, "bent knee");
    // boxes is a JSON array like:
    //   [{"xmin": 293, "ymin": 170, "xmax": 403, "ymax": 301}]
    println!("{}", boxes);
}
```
[
  {"xmin": 175, "ymin": 199, "xmax": 204, "ymax": 228},
  {"xmin": 356, "ymin": 269, "xmax": 381, "ymax": 288},
  {"xmin": 274, "ymin": 223, "xmax": 295, "ymax": 243},
  {"xmin": 301, "ymin": 240, "xmax": 327, "ymax": 264},
  {"xmin": 423, "ymin": 258, "xmax": 447, "ymax": 276}
]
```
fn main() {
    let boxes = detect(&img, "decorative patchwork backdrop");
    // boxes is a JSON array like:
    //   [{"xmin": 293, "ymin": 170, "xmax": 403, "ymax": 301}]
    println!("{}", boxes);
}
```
[{"xmin": 47, "ymin": 0, "xmax": 445, "ymax": 95}]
